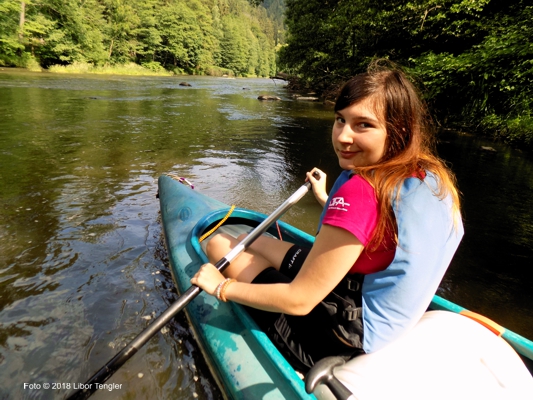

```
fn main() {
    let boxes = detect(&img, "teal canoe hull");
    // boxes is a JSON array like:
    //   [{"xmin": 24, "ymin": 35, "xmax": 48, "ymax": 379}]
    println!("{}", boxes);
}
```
[
  {"xmin": 158, "ymin": 175, "xmax": 533, "ymax": 398},
  {"xmin": 158, "ymin": 174, "xmax": 315, "ymax": 399}
]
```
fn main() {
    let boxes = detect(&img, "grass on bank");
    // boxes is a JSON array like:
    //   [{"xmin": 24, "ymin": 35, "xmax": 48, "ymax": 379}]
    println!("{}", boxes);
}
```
[
  {"xmin": 47, "ymin": 61, "xmax": 238, "ymax": 78},
  {"xmin": 48, "ymin": 61, "xmax": 173, "ymax": 76},
  {"xmin": 1, "ymin": 54, "xmax": 252, "ymax": 78},
  {"xmin": 482, "ymin": 113, "xmax": 533, "ymax": 148}
]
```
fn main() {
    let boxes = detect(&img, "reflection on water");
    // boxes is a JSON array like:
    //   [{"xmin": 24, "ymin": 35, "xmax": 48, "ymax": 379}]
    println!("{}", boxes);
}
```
[
  {"xmin": 436, "ymin": 131, "xmax": 533, "ymax": 337},
  {"xmin": 1, "ymin": 69, "xmax": 532, "ymax": 399}
]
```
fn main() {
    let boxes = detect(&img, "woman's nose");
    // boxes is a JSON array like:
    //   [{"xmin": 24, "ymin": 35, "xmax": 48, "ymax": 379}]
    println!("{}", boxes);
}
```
[{"xmin": 336, "ymin": 125, "xmax": 354, "ymax": 144}]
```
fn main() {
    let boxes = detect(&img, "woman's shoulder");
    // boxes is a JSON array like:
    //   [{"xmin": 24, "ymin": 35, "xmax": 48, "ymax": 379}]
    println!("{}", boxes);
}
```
[
  {"xmin": 339, "ymin": 173, "xmax": 376, "ymax": 195},
  {"xmin": 330, "ymin": 174, "xmax": 377, "ymax": 210},
  {"xmin": 399, "ymin": 170, "xmax": 438, "ymax": 197}
]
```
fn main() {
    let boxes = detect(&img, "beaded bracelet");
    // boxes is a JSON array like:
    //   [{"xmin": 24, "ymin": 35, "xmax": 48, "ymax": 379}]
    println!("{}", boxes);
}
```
[
  {"xmin": 215, "ymin": 279, "xmax": 227, "ymax": 301},
  {"xmin": 215, "ymin": 278, "xmax": 236, "ymax": 302},
  {"xmin": 219, "ymin": 278, "xmax": 236, "ymax": 302}
]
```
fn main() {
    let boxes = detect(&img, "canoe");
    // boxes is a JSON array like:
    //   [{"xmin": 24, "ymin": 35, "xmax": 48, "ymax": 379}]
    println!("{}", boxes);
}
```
[
  {"xmin": 313, "ymin": 310, "xmax": 533, "ymax": 400},
  {"xmin": 158, "ymin": 174, "xmax": 533, "ymax": 399},
  {"xmin": 158, "ymin": 174, "xmax": 314, "ymax": 399}
]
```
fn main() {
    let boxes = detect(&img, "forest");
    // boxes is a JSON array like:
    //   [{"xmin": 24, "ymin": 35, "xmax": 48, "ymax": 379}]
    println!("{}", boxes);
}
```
[
  {"xmin": 279, "ymin": 0, "xmax": 532, "ymax": 146},
  {"xmin": 1, "ymin": 0, "xmax": 531, "ymax": 145},
  {"xmin": 0, "ymin": 0, "xmax": 284, "ymax": 77}
]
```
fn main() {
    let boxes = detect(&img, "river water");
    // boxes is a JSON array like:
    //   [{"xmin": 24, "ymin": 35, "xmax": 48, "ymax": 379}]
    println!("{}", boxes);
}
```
[{"xmin": 0, "ymin": 69, "xmax": 532, "ymax": 400}]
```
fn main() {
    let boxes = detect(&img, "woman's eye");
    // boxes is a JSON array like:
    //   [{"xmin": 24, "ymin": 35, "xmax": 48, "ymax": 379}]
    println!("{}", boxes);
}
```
[
  {"xmin": 335, "ymin": 116, "xmax": 345, "ymax": 123},
  {"xmin": 359, "ymin": 122, "xmax": 372, "ymax": 128}
]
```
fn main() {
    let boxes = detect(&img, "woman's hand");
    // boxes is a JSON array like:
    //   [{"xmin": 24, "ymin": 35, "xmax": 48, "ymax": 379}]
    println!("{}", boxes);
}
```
[
  {"xmin": 306, "ymin": 168, "xmax": 328, "ymax": 207},
  {"xmin": 190, "ymin": 263, "xmax": 226, "ymax": 296}
]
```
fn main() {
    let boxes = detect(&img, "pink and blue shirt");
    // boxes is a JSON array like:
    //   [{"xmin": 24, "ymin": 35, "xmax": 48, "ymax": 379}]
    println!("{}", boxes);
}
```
[{"xmin": 318, "ymin": 170, "xmax": 463, "ymax": 353}]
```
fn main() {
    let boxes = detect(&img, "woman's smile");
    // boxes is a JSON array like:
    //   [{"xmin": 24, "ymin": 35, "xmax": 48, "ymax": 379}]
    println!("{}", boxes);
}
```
[{"xmin": 338, "ymin": 150, "xmax": 360, "ymax": 159}]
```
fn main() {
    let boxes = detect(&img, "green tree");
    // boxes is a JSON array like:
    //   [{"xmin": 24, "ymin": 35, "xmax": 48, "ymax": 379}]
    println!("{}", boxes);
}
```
[
  {"xmin": 31, "ymin": 0, "xmax": 107, "ymax": 66},
  {"xmin": 0, "ymin": 0, "xmax": 280, "ymax": 78},
  {"xmin": 411, "ymin": 4, "xmax": 533, "ymax": 143},
  {"xmin": 279, "ymin": 0, "xmax": 500, "ymax": 82},
  {"xmin": 155, "ymin": 1, "xmax": 205, "ymax": 72},
  {"xmin": 0, "ymin": 0, "xmax": 25, "ymax": 64},
  {"xmin": 133, "ymin": 0, "xmax": 162, "ymax": 64},
  {"xmin": 101, "ymin": 0, "xmax": 143, "ymax": 63},
  {"xmin": 210, "ymin": 1, "xmax": 224, "ymax": 65},
  {"xmin": 263, "ymin": 0, "xmax": 286, "ymax": 45},
  {"xmin": 220, "ymin": 15, "xmax": 249, "ymax": 75},
  {"xmin": 188, "ymin": 0, "xmax": 219, "ymax": 70},
  {"xmin": 279, "ymin": 0, "xmax": 358, "ymax": 86},
  {"xmin": 280, "ymin": 0, "xmax": 532, "ymax": 145}
]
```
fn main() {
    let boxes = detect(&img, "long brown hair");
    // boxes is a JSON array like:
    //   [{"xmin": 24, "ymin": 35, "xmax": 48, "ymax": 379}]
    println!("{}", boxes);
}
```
[{"xmin": 335, "ymin": 61, "xmax": 461, "ymax": 249}]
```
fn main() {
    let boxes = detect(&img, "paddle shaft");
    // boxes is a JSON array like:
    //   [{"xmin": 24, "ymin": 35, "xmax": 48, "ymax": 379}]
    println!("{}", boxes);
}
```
[{"xmin": 67, "ymin": 174, "xmax": 318, "ymax": 400}]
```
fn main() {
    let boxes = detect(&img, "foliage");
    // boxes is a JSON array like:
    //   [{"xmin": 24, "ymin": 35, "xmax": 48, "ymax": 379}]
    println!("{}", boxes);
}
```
[
  {"xmin": 48, "ymin": 61, "xmax": 173, "ymax": 75},
  {"xmin": 0, "ymin": 0, "xmax": 24, "ymax": 65},
  {"xmin": 280, "ymin": 0, "xmax": 533, "ymax": 146},
  {"xmin": 0, "ymin": 0, "xmax": 282, "ymax": 77},
  {"xmin": 156, "ymin": 1, "xmax": 206, "ymax": 72},
  {"xmin": 262, "ymin": 0, "xmax": 286, "ymax": 45},
  {"xmin": 141, "ymin": 61, "xmax": 166, "ymax": 73},
  {"xmin": 410, "ymin": 3, "xmax": 532, "ymax": 143}
]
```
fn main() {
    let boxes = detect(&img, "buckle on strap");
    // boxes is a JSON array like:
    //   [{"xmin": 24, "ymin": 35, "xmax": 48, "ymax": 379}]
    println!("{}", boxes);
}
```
[
  {"xmin": 346, "ymin": 278, "xmax": 361, "ymax": 292},
  {"xmin": 343, "ymin": 307, "xmax": 362, "ymax": 321}
]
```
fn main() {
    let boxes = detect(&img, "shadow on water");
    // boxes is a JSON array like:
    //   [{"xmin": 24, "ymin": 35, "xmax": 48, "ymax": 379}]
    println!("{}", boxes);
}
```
[{"xmin": 436, "ymin": 131, "xmax": 533, "ymax": 338}]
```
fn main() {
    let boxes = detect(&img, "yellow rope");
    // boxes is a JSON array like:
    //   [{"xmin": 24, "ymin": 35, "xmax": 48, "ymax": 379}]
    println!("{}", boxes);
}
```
[
  {"xmin": 166, "ymin": 173, "xmax": 234, "ymax": 242},
  {"xmin": 199, "ymin": 205, "xmax": 236, "ymax": 243}
]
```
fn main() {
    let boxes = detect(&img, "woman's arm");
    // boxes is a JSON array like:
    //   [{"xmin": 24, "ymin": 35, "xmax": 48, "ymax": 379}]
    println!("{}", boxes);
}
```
[{"xmin": 191, "ymin": 225, "xmax": 364, "ymax": 315}]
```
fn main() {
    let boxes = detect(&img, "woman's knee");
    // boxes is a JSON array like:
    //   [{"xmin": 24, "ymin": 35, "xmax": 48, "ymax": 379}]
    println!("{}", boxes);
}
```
[{"xmin": 205, "ymin": 233, "xmax": 235, "ymax": 262}]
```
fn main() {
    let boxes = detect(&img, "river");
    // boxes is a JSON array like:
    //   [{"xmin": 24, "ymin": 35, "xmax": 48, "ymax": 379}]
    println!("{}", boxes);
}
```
[{"xmin": 1, "ymin": 69, "xmax": 532, "ymax": 399}]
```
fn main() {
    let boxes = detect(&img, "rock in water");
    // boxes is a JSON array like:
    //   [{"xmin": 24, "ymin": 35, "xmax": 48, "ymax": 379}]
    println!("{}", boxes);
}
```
[{"xmin": 258, "ymin": 95, "xmax": 281, "ymax": 101}]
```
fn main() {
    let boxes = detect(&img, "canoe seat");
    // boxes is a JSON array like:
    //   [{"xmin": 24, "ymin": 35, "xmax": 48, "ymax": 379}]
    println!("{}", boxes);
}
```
[{"xmin": 313, "ymin": 310, "xmax": 533, "ymax": 400}]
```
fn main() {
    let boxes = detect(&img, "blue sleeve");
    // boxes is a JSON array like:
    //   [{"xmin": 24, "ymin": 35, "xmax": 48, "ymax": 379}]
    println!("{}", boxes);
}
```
[{"xmin": 361, "ymin": 173, "xmax": 464, "ymax": 353}]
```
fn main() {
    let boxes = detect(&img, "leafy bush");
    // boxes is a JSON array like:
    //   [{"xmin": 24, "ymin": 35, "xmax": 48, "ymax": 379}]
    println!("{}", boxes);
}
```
[
  {"xmin": 48, "ymin": 62, "xmax": 172, "ymax": 76},
  {"xmin": 23, "ymin": 56, "xmax": 42, "ymax": 72},
  {"xmin": 204, "ymin": 65, "xmax": 235, "ymax": 77},
  {"xmin": 280, "ymin": 0, "xmax": 532, "ymax": 148},
  {"xmin": 141, "ymin": 61, "xmax": 166, "ymax": 73},
  {"xmin": 482, "ymin": 114, "xmax": 533, "ymax": 147}
]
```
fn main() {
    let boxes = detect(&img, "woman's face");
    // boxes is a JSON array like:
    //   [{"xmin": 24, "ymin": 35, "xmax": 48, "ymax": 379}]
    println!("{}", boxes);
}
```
[{"xmin": 332, "ymin": 97, "xmax": 387, "ymax": 170}]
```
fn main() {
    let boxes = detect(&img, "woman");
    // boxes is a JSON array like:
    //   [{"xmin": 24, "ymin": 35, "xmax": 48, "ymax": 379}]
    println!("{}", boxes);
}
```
[{"xmin": 191, "ymin": 63, "xmax": 464, "ymax": 372}]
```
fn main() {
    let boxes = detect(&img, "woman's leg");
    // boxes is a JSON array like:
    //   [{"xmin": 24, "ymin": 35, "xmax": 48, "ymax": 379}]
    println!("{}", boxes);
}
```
[
  {"xmin": 248, "ymin": 267, "xmax": 360, "ymax": 372},
  {"xmin": 205, "ymin": 233, "xmax": 295, "ymax": 283}
]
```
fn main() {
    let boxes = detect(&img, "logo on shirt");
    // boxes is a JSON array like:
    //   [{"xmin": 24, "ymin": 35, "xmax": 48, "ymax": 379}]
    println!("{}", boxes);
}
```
[{"xmin": 328, "ymin": 197, "xmax": 350, "ymax": 211}]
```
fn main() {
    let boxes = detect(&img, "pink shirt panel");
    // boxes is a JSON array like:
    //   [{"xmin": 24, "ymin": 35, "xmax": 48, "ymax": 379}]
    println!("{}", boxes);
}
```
[{"xmin": 321, "ymin": 175, "xmax": 395, "ymax": 274}]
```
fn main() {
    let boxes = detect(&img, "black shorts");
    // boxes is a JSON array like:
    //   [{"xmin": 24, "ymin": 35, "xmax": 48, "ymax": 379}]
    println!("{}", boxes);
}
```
[
  {"xmin": 244, "ymin": 245, "xmax": 361, "ymax": 372},
  {"xmin": 259, "ymin": 244, "xmax": 310, "ymax": 282}
]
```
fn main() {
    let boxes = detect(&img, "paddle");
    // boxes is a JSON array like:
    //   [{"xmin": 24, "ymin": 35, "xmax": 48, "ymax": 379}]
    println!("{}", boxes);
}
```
[
  {"xmin": 67, "ymin": 172, "xmax": 320, "ymax": 400},
  {"xmin": 305, "ymin": 356, "xmax": 355, "ymax": 400}
]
